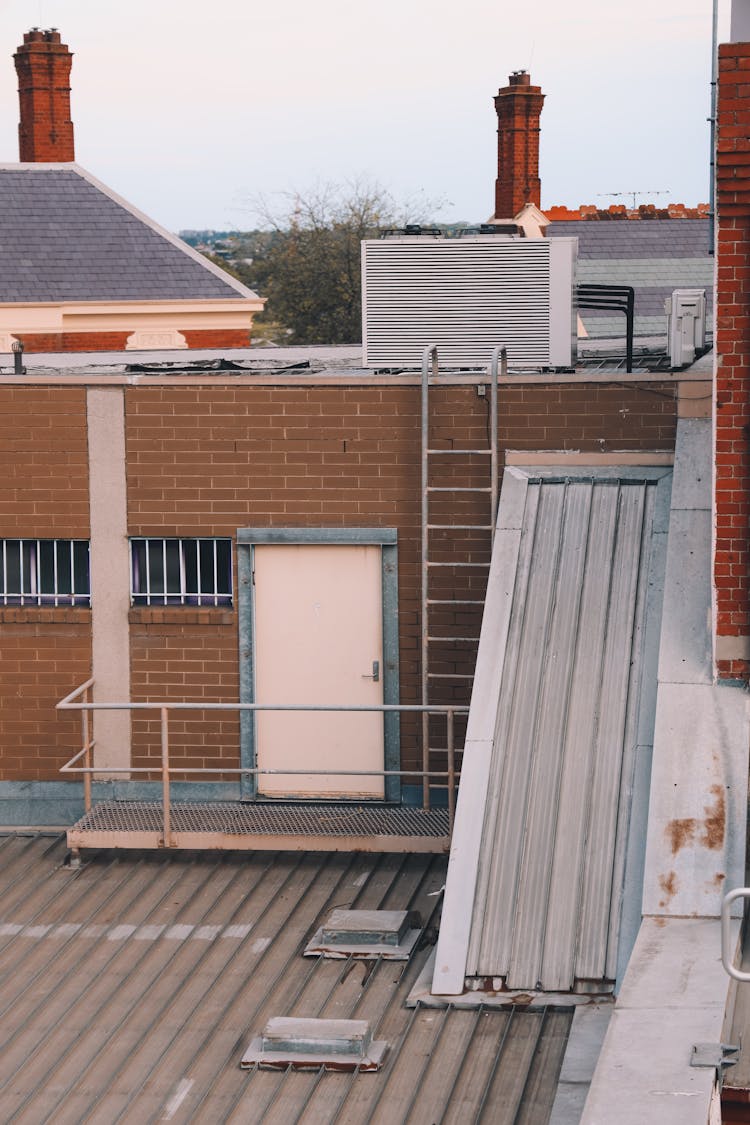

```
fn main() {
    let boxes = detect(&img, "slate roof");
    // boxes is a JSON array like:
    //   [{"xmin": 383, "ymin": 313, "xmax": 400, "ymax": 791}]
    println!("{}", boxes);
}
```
[
  {"xmin": 547, "ymin": 219, "xmax": 712, "ymax": 339},
  {"xmin": 0, "ymin": 165, "xmax": 258, "ymax": 304}
]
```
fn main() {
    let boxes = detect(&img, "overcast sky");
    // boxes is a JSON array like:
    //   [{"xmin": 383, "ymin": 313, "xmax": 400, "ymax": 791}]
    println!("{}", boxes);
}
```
[{"xmin": 0, "ymin": 0, "xmax": 731, "ymax": 232}]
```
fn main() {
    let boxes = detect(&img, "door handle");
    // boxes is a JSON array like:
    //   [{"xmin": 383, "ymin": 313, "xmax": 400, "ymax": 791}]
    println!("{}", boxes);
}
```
[{"xmin": 362, "ymin": 660, "xmax": 380, "ymax": 682}]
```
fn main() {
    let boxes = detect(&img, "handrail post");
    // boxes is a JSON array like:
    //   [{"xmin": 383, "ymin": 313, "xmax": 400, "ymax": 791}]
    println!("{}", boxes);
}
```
[
  {"xmin": 82, "ymin": 684, "xmax": 91, "ymax": 814},
  {"xmin": 447, "ymin": 709, "xmax": 455, "ymax": 834},
  {"xmin": 161, "ymin": 707, "xmax": 172, "ymax": 848}
]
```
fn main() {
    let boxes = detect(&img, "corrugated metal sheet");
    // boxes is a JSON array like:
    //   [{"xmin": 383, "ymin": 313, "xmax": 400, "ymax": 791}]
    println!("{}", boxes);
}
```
[
  {"xmin": 466, "ymin": 475, "xmax": 666, "ymax": 991},
  {"xmin": 0, "ymin": 834, "xmax": 571, "ymax": 1123}
]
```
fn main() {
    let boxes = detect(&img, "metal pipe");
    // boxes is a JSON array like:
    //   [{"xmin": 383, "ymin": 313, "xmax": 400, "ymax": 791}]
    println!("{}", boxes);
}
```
[
  {"xmin": 447, "ymin": 709, "xmax": 456, "ymax": 834},
  {"xmin": 722, "ymin": 888, "xmax": 750, "ymax": 981},
  {"xmin": 709, "ymin": 0, "xmax": 719, "ymax": 254},
  {"xmin": 63, "ymin": 764, "xmax": 461, "ymax": 779},
  {"xmin": 161, "ymin": 707, "xmax": 172, "ymax": 848},
  {"xmin": 490, "ymin": 347, "xmax": 503, "ymax": 539},
  {"xmin": 83, "ymin": 685, "xmax": 91, "ymax": 813}
]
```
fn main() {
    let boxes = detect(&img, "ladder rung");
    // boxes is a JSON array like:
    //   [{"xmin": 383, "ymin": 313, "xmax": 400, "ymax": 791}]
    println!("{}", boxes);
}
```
[
  {"xmin": 427, "ymin": 672, "xmax": 475, "ymax": 679},
  {"xmin": 427, "ymin": 599, "xmax": 485, "ymax": 605},
  {"xmin": 427, "ymin": 635, "xmax": 480, "ymax": 642},
  {"xmin": 427, "ymin": 486, "xmax": 493, "ymax": 493},
  {"xmin": 428, "ymin": 524, "xmax": 493, "ymax": 531},
  {"xmin": 427, "ymin": 670, "xmax": 474, "ymax": 679},
  {"xmin": 427, "ymin": 561, "xmax": 490, "ymax": 568},
  {"xmin": 427, "ymin": 448, "xmax": 492, "ymax": 456}
]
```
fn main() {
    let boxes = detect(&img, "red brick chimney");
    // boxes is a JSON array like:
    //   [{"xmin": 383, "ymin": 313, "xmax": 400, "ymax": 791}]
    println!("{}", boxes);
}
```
[
  {"xmin": 14, "ymin": 28, "xmax": 75, "ymax": 162},
  {"xmin": 494, "ymin": 70, "xmax": 544, "ymax": 219}
]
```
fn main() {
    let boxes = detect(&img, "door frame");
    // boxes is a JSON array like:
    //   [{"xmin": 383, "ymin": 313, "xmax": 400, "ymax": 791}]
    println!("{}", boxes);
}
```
[{"xmin": 237, "ymin": 528, "xmax": 400, "ymax": 802}]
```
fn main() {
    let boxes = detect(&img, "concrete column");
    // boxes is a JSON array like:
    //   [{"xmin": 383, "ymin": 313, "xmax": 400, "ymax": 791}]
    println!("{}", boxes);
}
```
[{"xmin": 87, "ymin": 387, "xmax": 131, "ymax": 772}]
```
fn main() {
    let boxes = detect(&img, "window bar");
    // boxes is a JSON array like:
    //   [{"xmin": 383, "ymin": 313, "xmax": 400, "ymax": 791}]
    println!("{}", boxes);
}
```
[
  {"xmin": 33, "ymin": 539, "xmax": 40, "ymax": 606},
  {"xmin": 69, "ymin": 539, "xmax": 75, "ymax": 606},
  {"xmin": 19, "ymin": 539, "xmax": 25, "ymax": 607},
  {"xmin": 145, "ymin": 539, "xmax": 152, "ymax": 607},
  {"xmin": 196, "ymin": 539, "xmax": 202, "ymax": 608},
  {"xmin": 1, "ymin": 540, "xmax": 6, "ymax": 607},
  {"xmin": 162, "ymin": 539, "xmax": 167, "ymax": 607},
  {"xmin": 213, "ymin": 538, "xmax": 218, "ymax": 607},
  {"xmin": 53, "ymin": 540, "xmax": 59, "ymax": 607},
  {"xmin": 179, "ymin": 538, "xmax": 186, "ymax": 606}
]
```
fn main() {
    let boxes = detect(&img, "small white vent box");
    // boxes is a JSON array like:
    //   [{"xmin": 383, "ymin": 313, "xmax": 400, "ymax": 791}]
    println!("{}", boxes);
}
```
[
  {"xmin": 666, "ymin": 288, "xmax": 707, "ymax": 369},
  {"xmin": 361, "ymin": 235, "xmax": 577, "ymax": 369}
]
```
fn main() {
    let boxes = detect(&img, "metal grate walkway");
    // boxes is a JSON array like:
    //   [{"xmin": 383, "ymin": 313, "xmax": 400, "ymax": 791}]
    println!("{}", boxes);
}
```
[{"xmin": 68, "ymin": 801, "xmax": 451, "ymax": 854}]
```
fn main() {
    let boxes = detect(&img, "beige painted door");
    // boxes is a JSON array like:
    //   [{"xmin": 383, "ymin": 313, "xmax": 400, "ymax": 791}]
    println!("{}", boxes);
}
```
[{"xmin": 254, "ymin": 544, "xmax": 384, "ymax": 798}]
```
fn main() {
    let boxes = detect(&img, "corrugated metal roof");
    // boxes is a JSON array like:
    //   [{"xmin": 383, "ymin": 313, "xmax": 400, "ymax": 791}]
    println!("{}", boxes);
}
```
[
  {"xmin": 0, "ymin": 834, "xmax": 571, "ymax": 1122},
  {"xmin": 455, "ymin": 472, "xmax": 669, "ymax": 992}
]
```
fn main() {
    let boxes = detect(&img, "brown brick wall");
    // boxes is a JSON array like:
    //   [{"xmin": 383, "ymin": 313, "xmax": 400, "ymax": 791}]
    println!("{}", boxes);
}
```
[
  {"xmin": 16, "ymin": 332, "xmax": 131, "ymax": 354},
  {"xmin": 182, "ymin": 329, "xmax": 253, "ymax": 349},
  {"xmin": 125, "ymin": 380, "xmax": 677, "ymax": 774},
  {"xmin": 16, "ymin": 330, "xmax": 252, "ymax": 354},
  {"xmin": 716, "ymin": 44, "xmax": 750, "ymax": 679},
  {"xmin": 0, "ymin": 614, "xmax": 91, "ymax": 780},
  {"xmin": 129, "ymin": 612, "xmax": 238, "ymax": 777},
  {"xmin": 0, "ymin": 377, "xmax": 677, "ymax": 785},
  {"xmin": 0, "ymin": 386, "xmax": 89, "ymax": 536}
]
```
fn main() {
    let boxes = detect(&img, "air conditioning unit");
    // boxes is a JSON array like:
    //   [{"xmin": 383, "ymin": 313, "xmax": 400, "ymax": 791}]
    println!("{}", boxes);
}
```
[
  {"xmin": 666, "ymin": 289, "xmax": 706, "ymax": 369},
  {"xmin": 361, "ymin": 235, "xmax": 577, "ymax": 369}
]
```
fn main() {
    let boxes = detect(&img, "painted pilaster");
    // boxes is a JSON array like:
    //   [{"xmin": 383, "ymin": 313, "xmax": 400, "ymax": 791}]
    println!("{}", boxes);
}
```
[{"xmin": 87, "ymin": 387, "xmax": 131, "ymax": 771}]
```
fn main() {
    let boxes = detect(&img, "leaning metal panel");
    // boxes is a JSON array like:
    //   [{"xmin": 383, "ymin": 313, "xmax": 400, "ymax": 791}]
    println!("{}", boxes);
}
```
[{"xmin": 460, "ymin": 471, "xmax": 670, "ymax": 992}]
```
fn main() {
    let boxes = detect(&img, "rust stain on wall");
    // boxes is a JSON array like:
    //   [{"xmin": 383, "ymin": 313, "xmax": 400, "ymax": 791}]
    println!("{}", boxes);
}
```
[
  {"xmin": 658, "ymin": 871, "xmax": 679, "ymax": 909},
  {"xmin": 700, "ymin": 785, "xmax": 726, "ymax": 850},
  {"xmin": 665, "ymin": 818, "xmax": 697, "ymax": 855}
]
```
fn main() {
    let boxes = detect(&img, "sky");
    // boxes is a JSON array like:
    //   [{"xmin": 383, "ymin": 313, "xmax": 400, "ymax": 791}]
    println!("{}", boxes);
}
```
[{"xmin": 0, "ymin": 0, "xmax": 732, "ymax": 233}]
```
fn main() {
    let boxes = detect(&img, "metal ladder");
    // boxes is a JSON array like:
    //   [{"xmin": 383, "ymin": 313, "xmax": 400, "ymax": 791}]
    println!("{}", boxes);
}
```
[{"xmin": 420, "ymin": 345, "xmax": 503, "ymax": 807}]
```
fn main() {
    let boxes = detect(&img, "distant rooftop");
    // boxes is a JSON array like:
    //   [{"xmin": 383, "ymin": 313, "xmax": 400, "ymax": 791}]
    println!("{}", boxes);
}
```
[{"xmin": 0, "ymin": 165, "xmax": 257, "ymax": 304}]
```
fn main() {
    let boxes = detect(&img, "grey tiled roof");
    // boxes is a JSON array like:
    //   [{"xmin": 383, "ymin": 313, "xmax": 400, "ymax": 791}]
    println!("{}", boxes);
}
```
[
  {"xmin": 548, "ymin": 219, "xmax": 712, "ymax": 338},
  {"xmin": 0, "ymin": 166, "xmax": 253, "ymax": 303}
]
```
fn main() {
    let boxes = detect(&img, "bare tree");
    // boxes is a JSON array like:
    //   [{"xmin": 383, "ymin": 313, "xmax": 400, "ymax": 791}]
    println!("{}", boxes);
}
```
[{"xmin": 248, "ymin": 180, "xmax": 440, "ymax": 345}]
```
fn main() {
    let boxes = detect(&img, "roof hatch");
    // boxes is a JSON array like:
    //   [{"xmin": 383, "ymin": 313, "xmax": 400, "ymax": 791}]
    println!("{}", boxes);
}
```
[
  {"xmin": 304, "ymin": 908, "xmax": 421, "ymax": 959},
  {"xmin": 241, "ymin": 1017, "xmax": 388, "ymax": 1071}
]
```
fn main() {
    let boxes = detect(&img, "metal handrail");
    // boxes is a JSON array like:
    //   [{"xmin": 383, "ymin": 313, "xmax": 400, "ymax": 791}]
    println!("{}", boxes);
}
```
[
  {"xmin": 57, "ymin": 681, "xmax": 469, "ymax": 845},
  {"xmin": 722, "ymin": 888, "xmax": 750, "ymax": 981}
]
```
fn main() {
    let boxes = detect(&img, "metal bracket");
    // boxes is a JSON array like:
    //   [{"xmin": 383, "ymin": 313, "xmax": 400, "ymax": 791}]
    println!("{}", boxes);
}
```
[{"xmin": 690, "ymin": 1042, "xmax": 740, "ymax": 1070}]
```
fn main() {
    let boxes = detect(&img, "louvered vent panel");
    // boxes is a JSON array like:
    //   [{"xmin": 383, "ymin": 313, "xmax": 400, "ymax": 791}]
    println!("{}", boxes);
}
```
[{"xmin": 362, "ymin": 237, "xmax": 575, "ymax": 369}]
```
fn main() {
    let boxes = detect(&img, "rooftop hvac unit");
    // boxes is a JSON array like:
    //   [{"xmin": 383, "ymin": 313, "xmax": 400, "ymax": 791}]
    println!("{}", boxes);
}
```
[
  {"xmin": 361, "ymin": 235, "xmax": 577, "ymax": 369},
  {"xmin": 665, "ymin": 288, "xmax": 707, "ymax": 369}
]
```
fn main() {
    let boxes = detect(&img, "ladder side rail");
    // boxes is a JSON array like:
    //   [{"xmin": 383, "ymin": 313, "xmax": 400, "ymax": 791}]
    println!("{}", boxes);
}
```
[{"xmin": 421, "ymin": 344, "xmax": 439, "ymax": 811}]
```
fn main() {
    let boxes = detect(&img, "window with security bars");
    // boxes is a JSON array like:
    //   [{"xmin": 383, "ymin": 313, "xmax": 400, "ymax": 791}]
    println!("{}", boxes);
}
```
[
  {"xmin": 1, "ymin": 539, "xmax": 91, "ymax": 606},
  {"xmin": 130, "ymin": 538, "xmax": 233, "ymax": 607}
]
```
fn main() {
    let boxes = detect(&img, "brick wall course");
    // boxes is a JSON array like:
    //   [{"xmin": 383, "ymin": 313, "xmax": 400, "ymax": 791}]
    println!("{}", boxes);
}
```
[
  {"xmin": 0, "ymin": 386, "xmax": 89, "ymax": 536},
  {"xmin": 0, "ymin": 623, "xmax": 91, "ymax": 780}
]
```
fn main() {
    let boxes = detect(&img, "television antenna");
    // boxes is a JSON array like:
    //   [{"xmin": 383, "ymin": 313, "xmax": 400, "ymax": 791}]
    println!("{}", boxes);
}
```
[{"xmin": 597, "ymin": 191, "xmax": 670, "ymax": 209}]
